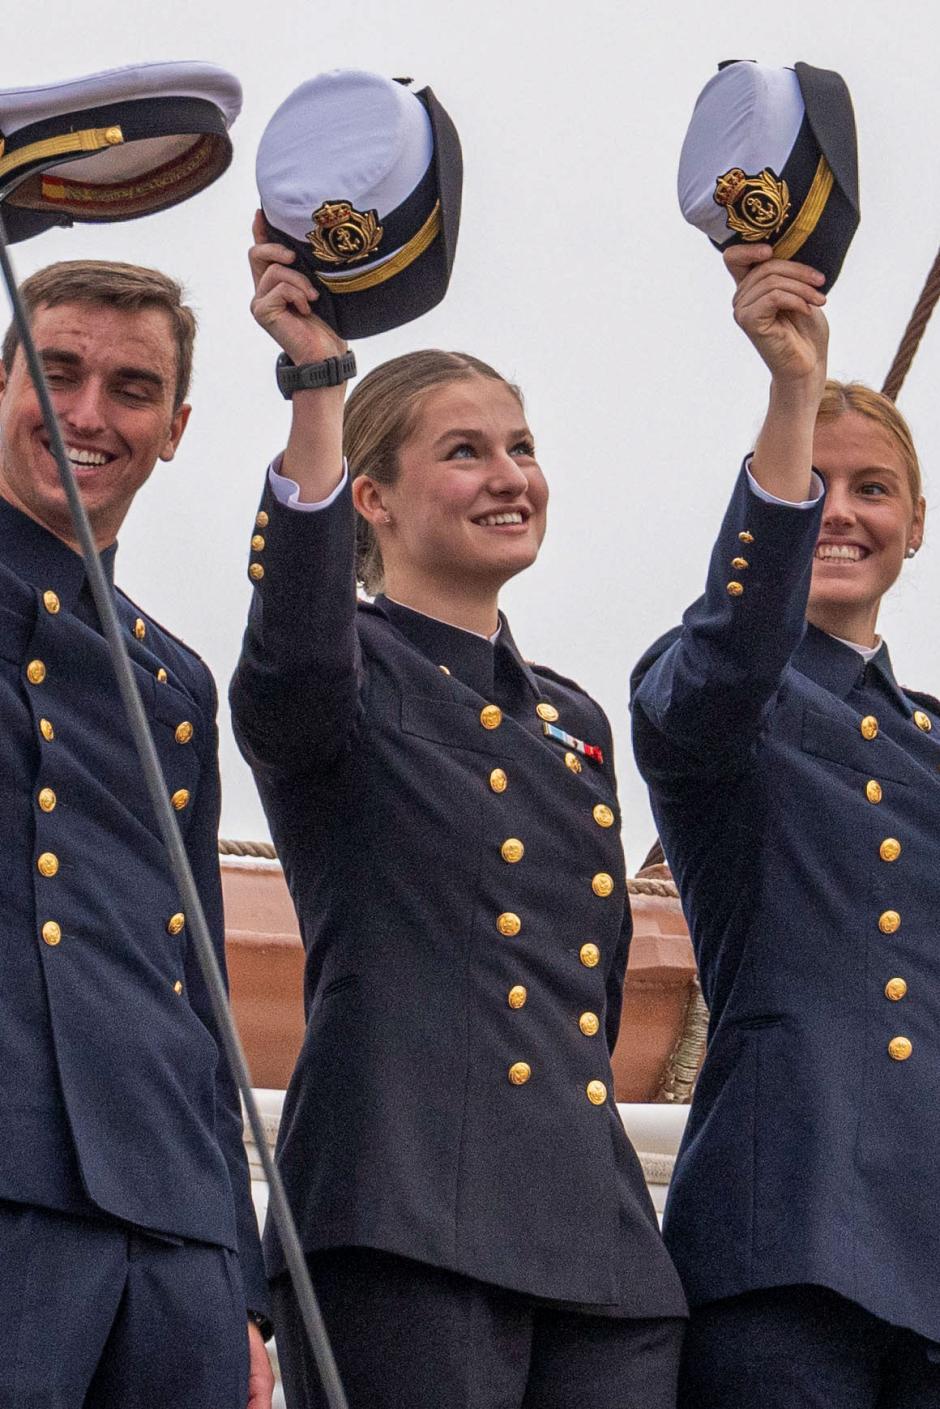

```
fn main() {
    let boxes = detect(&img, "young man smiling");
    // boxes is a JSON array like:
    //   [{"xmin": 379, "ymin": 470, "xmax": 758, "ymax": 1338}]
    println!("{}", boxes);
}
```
[{"xmin": 0, "ymin": 260, "xmax": 273, "ymax": 1409}]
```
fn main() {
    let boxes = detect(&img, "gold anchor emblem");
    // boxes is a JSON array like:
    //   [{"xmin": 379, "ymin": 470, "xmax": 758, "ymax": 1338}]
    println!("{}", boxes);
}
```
[
  {"xmin": 307, "ymin": 200, "xmax": 383, "ymax": 265},
  {"xmin": 713, "ymin": 167, "xmax": 791, "ymax": 242}
]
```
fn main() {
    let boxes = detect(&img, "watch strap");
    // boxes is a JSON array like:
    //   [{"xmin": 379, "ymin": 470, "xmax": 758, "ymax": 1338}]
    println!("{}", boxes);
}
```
[{"xmin": 276, "ymin": 350, "xmax": 357, "ymax": 398}]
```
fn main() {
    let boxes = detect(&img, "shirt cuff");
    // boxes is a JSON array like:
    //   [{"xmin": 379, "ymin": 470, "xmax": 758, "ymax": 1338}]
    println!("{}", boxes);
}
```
[
  {"xmin": 745, "ymin": 456, "xmax": 824, "ymax": 509},
  {"xmin": 268, "ymin": 454, "xmax": 348, "ymax": 511}
]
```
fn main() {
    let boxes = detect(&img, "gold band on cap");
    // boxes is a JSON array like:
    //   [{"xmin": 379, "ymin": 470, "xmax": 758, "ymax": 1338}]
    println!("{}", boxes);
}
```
[
  {"xmin": 0, "ymin": 125, "xmax": 124, "ymax": 183},
  {"xmin": 772, "ymin": 155, "xmax": 835, "ymax": 263},
  {"xmin": 317, "ymin": 201, "xmax": 442, "ymax": 295}
]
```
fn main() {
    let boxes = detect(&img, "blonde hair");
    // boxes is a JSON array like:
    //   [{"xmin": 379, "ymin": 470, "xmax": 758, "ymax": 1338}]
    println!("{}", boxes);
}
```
[
  {"xmin": 816, "ymin": 380, "xmax": 922, "ymax": 504},
  {"xmin": 345, "ymin": 349, "xmax": 523, "ymax": 593}
]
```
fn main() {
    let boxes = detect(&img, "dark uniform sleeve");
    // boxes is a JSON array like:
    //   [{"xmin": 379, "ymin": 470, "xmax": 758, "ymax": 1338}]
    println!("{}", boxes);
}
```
[
  {"xmin": 229, "ymin": 478, "xmax": 362, "ymax": 779},
  {"xmin": 183, "ymin": 666, "xmax": 269, "ymax": 1321},
  {"xmin": 631, "ymin": 461, "xmax": 824, "ymax": 781}
]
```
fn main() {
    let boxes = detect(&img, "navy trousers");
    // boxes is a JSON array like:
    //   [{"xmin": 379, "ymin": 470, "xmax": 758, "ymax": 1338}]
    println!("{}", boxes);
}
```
[
  {"xmin": 272, "ymin": 1246, "xmax": 684, "ymax": 1409},
  {"xmin": 678, "ymin": 1285, "xmax": 940, "ymax": 1409},
  {"xmin": 0, "ymin": 1201, "xmax": 248, "ymax": 1408}
]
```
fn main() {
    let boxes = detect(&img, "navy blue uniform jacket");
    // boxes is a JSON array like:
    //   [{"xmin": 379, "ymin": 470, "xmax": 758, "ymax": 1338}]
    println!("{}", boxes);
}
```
[
  {"xmin": 230, "ymin": 478, "xmax": 686, "ymax": 1314},
  {"xmin": 631, "ymin": 464, "xmax": 940, "ymax": 1342},
  {"xmin": 0, "ymin": 498, "xmax": 266, "ymax": 1315}
]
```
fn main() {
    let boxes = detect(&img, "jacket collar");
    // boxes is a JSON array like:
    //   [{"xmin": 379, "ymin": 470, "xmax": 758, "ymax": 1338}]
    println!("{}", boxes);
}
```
[
  {"xmin": 793, "ymin": 622, "xmax": 909, "ymax": 712},
  {"xmin": 0, "ymin": 494, "xmax": 117, "ymax": 612},
  {"xmin": 374, "ymin": 594, "xmax": 540, "ymax": 702}
]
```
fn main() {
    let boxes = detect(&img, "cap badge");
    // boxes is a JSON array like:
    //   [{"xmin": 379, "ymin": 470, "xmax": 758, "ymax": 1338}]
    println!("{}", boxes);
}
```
[
  {"xmin": 713, "ymin": 167, "xmax": 791, "ymax": 242},
  {"xmin": 307, "ymin": 200, "xmax": 383, "ymax": 265}
]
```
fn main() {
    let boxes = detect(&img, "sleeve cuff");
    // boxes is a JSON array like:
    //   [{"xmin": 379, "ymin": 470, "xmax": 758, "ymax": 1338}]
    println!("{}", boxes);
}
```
[
  {"xmin": 268, "ymin": 454, "xmax": 348, "ymax": 511},
  {"xmin": 745, "ymin": 455, "xmax": 824, "ymax": 509}
]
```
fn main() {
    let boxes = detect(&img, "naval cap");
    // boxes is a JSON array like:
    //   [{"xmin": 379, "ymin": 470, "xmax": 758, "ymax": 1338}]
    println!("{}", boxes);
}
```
[
  {"xmin": 257, "ymin": 69, "xmax": 462, "ymax": 338},
  {"xmin": 678, "ymin": 60, "xmax": 860, "ymax": 290},
  {"xmin": 0, "ymin": 60, "xmax": 241, "ymax": 243}
]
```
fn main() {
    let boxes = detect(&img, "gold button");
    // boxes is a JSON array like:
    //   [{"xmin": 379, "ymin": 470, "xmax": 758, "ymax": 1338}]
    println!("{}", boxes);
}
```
[
  {"xmin": 175, "ymin": 721, "xmax": 194, "ymax": 745},
  {"xmin": 592, "ymin": 872, "xmax": 615, "ymax": 897},
  {"xmin": 564, "ymin": 752, "xmax": 582, "ymax": 774},
  {"xmin": 879, "ymin": 838, "xmax": 901, "ymax": 863},
  {"xmin": 536, "ymin": 702, "xmax": 559, "ymax": 723},
  {"xmin": 866, "ymin": 779, "xmax": 883, "ymax": 804},
  {"xmin": 508, "ymin": 985, "xmax": 527, "ymax": 1009},
  {"xmin": 249, "ymin": 563, "xmax": 265, "ymax": 582},
  {"xmin": 489, "ymin": 768, "xmax": 508, "ymax": 794},
  {"xmin": 500, "ymin": 838, "xmax": 525, "ymax": 864},
  {"xmin": 888, "ymin": 1036, "xmax": 912, "ymax": 1062},
  {"xmin": 497, "ymin": 912, "xmax": 521, "ymax": 937},
  {"xmin": 255, "ymin": 510, "xmax": 269, "ymax": 529},
  {"xmin": 37, "ymin": 852, "xmax": 59, "ymax": 878},
  {"xmin": 739, "ymin": 531, "xmax": 754, "ymax": 544},
  {"xmin": 913, "ymin": 710, "xmax": 932, "ymax": 733},
  {"xmin": 41, "ymin": 921, "xmax": 61, "ymax": 947},
  {"xmin": 251, "ymin": 534, "xmax": 266, "ymax": 552},
  {"xmin": 727, "ymin": 581, "xmax": 744, "ymax": 597},
  {"xmin": 156, "ymin": 668, "xmax": 168, "ymax": 683},
  {"xmin": 586, "ymin": 1080, "xmax": 607, "ymax": 1105},
  {"xmin": 860, "ymin": 715, "xmax": 879, "ymax": 740},
  {"xmin": 134, "ymin": 618, "xmax": 146, "ymax": 641},
  {"xmin": 39, "ymin": 719, "xmax": 55, "ymax": 742},
  {"xmin": 42, "ymin": 590, "xmax": 60, "ymax": 614},
  {"xmin": 885, "ymin": 977, "xmax": 908, "ymax": 1002},
  {"xmin": 579, "ymin": 1011, "xmax": 600, "ymax": 1036},
  {"xmin": 508, "ymin": 1061, "xmax": 531, "ymax": 1086},
  {"xmin": 879, "ymin": 910, "xmax": 901, "ymax": 935},
  {"xmin": 593, "ymin": 804, "xmax": 614, "ymax": 828},
  {"xmin": 38, "ymin": 787, "xmax": 56, "ymax": 812},
  {"xmin": 580, "ymin": 942, "xmax": 600, "ymax": 968},
  {"xmin": 167, "ymin": 912, "xmax": 186, "ymax": 936},
  {"xmin": 27, "ymin": 660, "xmax": 46, "ymax": 685},
  {"xmin": 480, "ymin": 704, "xmax": 502, "ymax": 730},
  {"xmin": 171, "ymin": 789, "xmax": 190, "ymax": 811},
  {"xmin": 439, "ymin": 665, "xmax": 451, "ymax": 675},
  {"xmin": 731, "ymin": 557, "xmax": 749, "ymax": 571},
  {"xmin": 104, "ymin": 126, "xmax": 123, "ymax": 145},
  {"xmin": 173, "ymin": 980, "xmax": 184, "ymax": 996}
]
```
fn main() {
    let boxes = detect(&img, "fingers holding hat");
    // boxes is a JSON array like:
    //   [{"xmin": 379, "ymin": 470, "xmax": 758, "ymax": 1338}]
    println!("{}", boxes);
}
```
[
  {"xmin": 248, "ymin": 210, "xmax": 347, "ymax": 363},
  {"xmin": 729, "ymin": 250, "xmax": 829, "ymax": 382}
]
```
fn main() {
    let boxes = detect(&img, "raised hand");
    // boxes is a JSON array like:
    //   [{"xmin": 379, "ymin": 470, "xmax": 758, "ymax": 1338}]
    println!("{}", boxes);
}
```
[
  {"xmin": 248, "ymin": 209, "xmax": 347, "ymax": 366},
  {"xmin": 725, "ymin": 244, "xmax": 829, "ymax": 391}
]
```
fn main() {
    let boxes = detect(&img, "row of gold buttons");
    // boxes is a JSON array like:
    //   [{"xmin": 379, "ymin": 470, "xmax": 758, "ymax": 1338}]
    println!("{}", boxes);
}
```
[
  {"xmin": 727, "ymin": 529, "xmax": 754, "ymax": 598},
  {"xmin": 864, "ymin": 743, "xmax": 913, "ymax": 1061},
  {"xmin": 249, "ymin": 510, "xmax": 269, "ymax": 582}
]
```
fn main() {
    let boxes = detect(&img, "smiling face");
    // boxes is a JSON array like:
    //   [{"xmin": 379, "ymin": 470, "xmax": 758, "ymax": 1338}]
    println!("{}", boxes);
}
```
[
  {"xmin": 807, "ymin": 410, "xmax": 925, "ymax": 645},
  {"xmin": 0, "ymin": 300, "xmax": 190, "ymax": 550},
  {"xmin": 366, "ymin": 375, "xmax": 548, "ymax": 599}
]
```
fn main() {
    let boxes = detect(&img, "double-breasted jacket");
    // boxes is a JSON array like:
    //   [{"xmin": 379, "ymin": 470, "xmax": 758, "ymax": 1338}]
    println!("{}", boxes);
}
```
[
  {"xmin": 0, "ymin": 497, "xmax": 265, "ymax": 1313},
  {"xmin": 231, "ymin": 478, "xmax": 686, "ymax": 1315},
  {"xmin": 631, "ymin": 464, "xmax": 940, "ymax": 1341}
]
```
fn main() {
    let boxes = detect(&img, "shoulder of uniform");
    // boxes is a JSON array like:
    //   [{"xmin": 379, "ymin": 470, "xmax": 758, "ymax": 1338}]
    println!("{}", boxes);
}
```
[
  {"xmin": 526, "ymin": 660, "xmax": 592, "ymax": 698},
  {"xmin": 902, "ymin": 686, "xmax": 940, "ymax": 715}
]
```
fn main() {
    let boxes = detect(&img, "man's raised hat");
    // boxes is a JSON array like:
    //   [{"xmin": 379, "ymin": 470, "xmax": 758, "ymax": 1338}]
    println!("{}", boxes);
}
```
[
  {"xmin": 678, "ymin": 60, "xmax": 860, "ymax": 289},
  {"xmin": 0, "ymin": 60, "xmax": 241, "ymax": 243},
  {"xmin": 256, "ymin": 70, "xmax": 462, "ymax": 338}
]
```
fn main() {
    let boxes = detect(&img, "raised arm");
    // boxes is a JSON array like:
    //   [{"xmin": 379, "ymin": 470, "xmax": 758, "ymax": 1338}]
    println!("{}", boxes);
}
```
[
  {"xmin": 632, "ymin": 246, "xmax": 829, "ymax": 774},
  {"xmin": 230, "ymin": 215, "xmax": 362, "ymax": 777}
]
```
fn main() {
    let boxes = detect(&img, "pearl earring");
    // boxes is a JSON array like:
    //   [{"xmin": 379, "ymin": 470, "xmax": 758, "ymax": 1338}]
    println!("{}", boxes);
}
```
[
  {"xmin": 906, "ymin": 547, "xmax": 917, "ymax": 559},
  {"xmin": 383, "ymin": 512, "xmax": 393, "ymax": 525}
]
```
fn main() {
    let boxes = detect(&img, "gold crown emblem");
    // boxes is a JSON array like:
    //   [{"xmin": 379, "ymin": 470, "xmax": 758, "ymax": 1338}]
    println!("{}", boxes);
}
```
[
  {"xmin": 712, "ymin": 167, "xmax": 790, "ymax": 242},
  {"xmin": 307, "ymin": 199, "xmax": 383, "ymax": 266},
  {"xmin": 713, "ymin": 168, "xmax": 748, "ymax": 207}
]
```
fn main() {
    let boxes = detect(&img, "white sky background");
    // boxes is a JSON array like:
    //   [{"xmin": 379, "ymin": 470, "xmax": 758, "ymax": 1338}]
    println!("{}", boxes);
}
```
[{"xmin": 4, "ymin": 1, "xmax": 938, "ymax": 871}]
